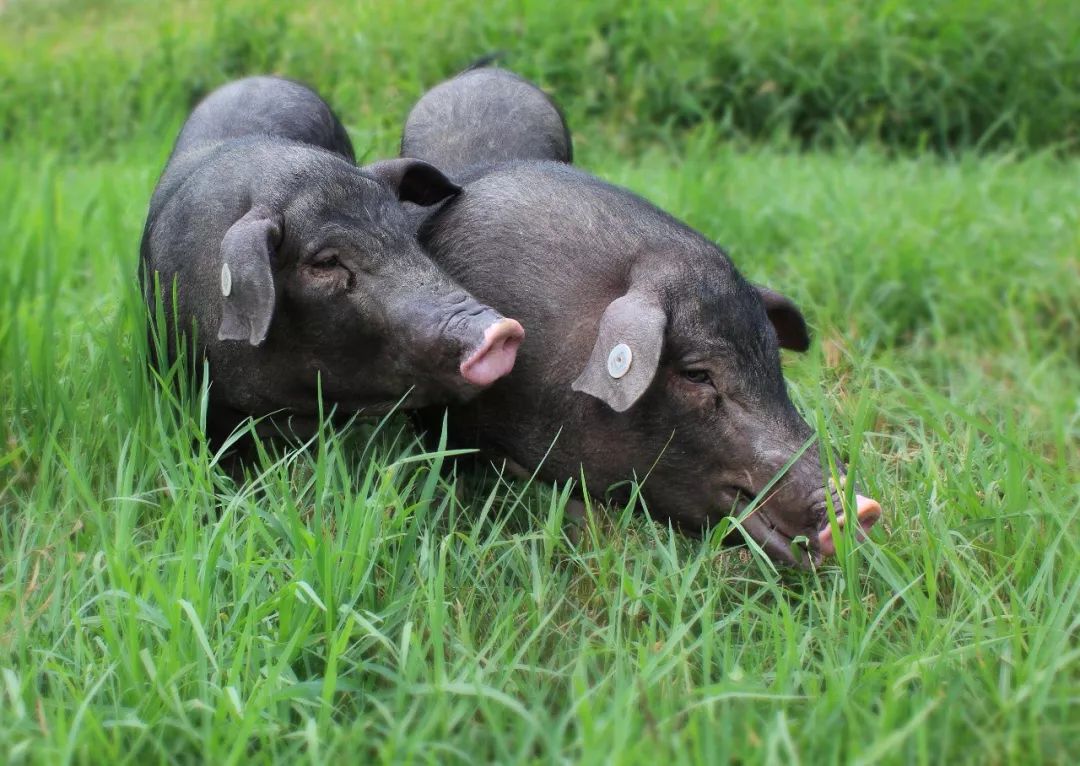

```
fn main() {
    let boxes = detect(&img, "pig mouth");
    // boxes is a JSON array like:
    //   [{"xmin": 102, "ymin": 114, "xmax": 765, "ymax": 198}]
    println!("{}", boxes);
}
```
[
  {"xmin": 718, "ymin": 483, "xmax": 814, "ymax": 567},
  {"xmin": 733, "ymin": 491, "xmax": 884, "ymax": 568},
  {"xmin": 737, "ymin": 508, "xmax": 817, "ymax": 567}
]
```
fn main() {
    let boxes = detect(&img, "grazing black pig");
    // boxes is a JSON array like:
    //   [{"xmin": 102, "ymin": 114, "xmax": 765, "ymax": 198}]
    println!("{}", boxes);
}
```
[
  {"xmin": 141, "ymin": 77, "xmax": 524, "ymax": 442},
  {"xmin": 414, "ymin": 161, "xmax": 880, "ymax": 565},
  {"xmin": 401, "ymin": 65, "xmax": 572, "ymax": 178}
]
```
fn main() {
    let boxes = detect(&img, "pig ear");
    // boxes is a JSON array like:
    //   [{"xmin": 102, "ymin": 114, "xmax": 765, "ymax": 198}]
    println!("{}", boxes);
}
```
[
  {"xmin": 572, "ymin": 291, "xmax": 667, "ymax": 412},
  {"xmin": 365, "ymin": 158, "xmax": 462, "ymax": 207},
  {"xmin": 755, "ymin": 285, "xmax": 810, "ymax": 352},
  {"xmin": 218, "ymin": 206, "xmax": 281, "ymax": 346}
]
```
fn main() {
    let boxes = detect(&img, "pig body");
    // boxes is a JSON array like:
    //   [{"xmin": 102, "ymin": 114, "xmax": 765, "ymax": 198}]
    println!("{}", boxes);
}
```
[
  {"xmin": 141, "ymin": 77, "xmax": 523, "ymax": 442},
  {"xmin": 171, "ymin": 76, "xmax": 356, "ymax": 161},
  {"xmin": 401, "ymin": 66, "xmax": 572, "ymax": 178},
  {"xmin": 416, "ymin": 161, "xmax": 879, "ymax": 565}
]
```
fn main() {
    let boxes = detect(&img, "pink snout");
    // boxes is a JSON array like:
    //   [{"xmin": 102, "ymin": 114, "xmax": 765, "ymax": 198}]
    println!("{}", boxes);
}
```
[
  {"xmin": 818, "ymin": 494, "xmax": 882, "ymax": 557},
  {"xmin": 459, "ymin": 318, "xmax": 525, "ymax": 386}
]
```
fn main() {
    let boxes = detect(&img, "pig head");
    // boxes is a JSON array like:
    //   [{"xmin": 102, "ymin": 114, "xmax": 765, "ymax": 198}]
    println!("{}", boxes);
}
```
[{"xmin": 141, "ymin": 138, "xmax": 523, "ymax": 442}]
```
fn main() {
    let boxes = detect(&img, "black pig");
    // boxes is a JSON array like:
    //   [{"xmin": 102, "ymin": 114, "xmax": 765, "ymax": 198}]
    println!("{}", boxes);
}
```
[
  {"xmin": 414, "ymin": 161, "xmax": 881, "ymax": 566},
  {"xmin": 141, "ymin": 77, "xmax": 524, "ymax": 442}
]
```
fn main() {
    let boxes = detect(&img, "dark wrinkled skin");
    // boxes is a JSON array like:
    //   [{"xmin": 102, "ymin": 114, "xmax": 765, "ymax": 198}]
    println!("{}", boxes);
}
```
[
  {"xmin": 415, "ymin": 161, "xmax": 850, "ymax": 566},
  {"xmin": 141, "ymin": 77, "xmax": 517, "ymax": 444},
  {"xmin": 401, "ymin": 66, "xmax": 572, "ymax": 179}
]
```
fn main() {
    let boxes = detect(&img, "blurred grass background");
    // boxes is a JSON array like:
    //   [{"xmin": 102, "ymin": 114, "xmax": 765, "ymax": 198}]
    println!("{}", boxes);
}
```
[
  {"xmin": 2, "ymin": 0, "xmax": 1078, "ymax": 158},
  {"xmin": 1, "ymin": 1, "xmax": 1078, "ymax": 763}
]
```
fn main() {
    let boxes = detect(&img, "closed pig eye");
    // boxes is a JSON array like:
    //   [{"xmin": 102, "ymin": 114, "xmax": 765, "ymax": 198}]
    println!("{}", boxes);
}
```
[
  {"xmin": 679, "ymin": 368, "xmax": 724, "ymax": 410},
  {"xmin": 302, "ymin": 248, "xmax": 353, "ymax": 291},
  {"xmin": 310, "ymin": 249, "xmax": 341, "ymax": 269},
  {"xmin": 682, "ymin": 369, "xmax": 713, "ymax": 387}
]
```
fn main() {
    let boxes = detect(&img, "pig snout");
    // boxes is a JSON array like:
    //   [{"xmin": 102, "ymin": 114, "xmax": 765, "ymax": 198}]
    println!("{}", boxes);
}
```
[
  {"xmin": 459, "ymin": 317, "xmax": 525, "ymax": 386},
  {"xmin": 725, "ymin": 458, "xmax": 883, "ymax": 566},
  {"xmin": 817, "ymin": 492, "xmax": 882, "ymax": 558},
  {"xmin": 392, "ymin": 284, "xmax": 525, "ymax": 393}
]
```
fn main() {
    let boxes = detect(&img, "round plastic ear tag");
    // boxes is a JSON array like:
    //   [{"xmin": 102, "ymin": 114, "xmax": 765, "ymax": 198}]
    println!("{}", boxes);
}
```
[
  {"xmin": 607, "ymin": 343, "xmax": 632, "ymax": 378},
  {"xmin": 220, "ymin": 263, "xmax": 232, "ymax": 297}
]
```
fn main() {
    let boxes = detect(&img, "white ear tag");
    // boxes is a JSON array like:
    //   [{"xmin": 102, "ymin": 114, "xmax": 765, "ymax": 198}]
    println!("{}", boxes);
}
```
[
  {"xmin": 220, "ymin": 262, "xmax": 232, "ymax": 297},
  {"xmin": 607, "ymin": 343, "xmax": 632, "ymax": 378}
]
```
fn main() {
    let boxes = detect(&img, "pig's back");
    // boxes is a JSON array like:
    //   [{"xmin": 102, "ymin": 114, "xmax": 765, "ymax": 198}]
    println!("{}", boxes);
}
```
[
  {"xmin": 402, "ymin": 69, "xmax": 572, "ymax": 178},
  {"xmin": 171, "ymin": 77, "xmax": 355, "ymax": 162},
  {"xmin": 422, "ymin": 161, "xmax": 706, "ymax": 308}
]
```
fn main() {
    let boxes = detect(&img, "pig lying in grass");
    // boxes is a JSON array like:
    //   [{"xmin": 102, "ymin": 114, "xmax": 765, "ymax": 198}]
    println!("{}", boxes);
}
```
[{"xmin": 401, "ymin": 67, "xmax": 880, "ymax": 565}]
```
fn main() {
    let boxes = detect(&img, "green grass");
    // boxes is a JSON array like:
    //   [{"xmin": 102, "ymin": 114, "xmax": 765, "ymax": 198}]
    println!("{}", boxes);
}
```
[
  {"xmin": 2, "ymin": 1, "xmax": 1080, "ymax": 763},
  {"xmin": 1, "ymin": 137, "xmax": 1077, "ymax": 762},
  {"xmin": 2, "ymin": 0, "xmax": 1079, "ymax": 157}
]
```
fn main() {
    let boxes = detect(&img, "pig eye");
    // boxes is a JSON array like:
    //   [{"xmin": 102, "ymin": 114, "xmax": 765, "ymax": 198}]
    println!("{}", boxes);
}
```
[
  {"xmin": 682, "ymin": 369, "xmax": 714, "ymax": 388},
  {"xmin": 310, "ymin": 250, "xmax": 341, "ymax": 269}
]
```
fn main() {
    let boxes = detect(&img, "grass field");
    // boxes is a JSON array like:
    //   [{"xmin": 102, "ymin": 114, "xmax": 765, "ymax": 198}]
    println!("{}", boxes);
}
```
[
  {"xmin": 2, "ymin": 1, "xmax": 1079, "ymax": 764},
  {"xmin": 3, "ymin": 0, "xmax": 1079, "ymax": 156}
]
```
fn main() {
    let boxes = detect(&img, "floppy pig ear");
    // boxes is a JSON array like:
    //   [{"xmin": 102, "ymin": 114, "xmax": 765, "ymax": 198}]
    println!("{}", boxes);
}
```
[
  {"xmin": 572, "ymin": 290, "xmax": 667, "ymax": 412},
  {"xmin": 754, "ymin": 285, "xmax": 810, "ymax": 352},
  {"xmin": 365, "ymin": 158, "xmax": 462, "ymax": 207},
  {"xmin": 217, "ymin": 206, "xmax": 281, "ymax": 346}
]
